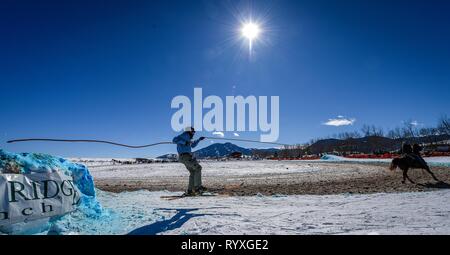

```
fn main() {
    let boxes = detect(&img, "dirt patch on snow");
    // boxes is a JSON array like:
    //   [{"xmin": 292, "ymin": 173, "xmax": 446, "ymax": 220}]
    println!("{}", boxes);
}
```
[{"xmin": 93, "ymin": 161, "xmax": 450, "ymax": 196}]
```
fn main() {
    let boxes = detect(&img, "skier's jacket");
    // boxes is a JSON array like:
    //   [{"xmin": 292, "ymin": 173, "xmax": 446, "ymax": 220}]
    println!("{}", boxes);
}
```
[{"xmin": 172, "ymin": 132, "xmax": 201, "ymax": 154}]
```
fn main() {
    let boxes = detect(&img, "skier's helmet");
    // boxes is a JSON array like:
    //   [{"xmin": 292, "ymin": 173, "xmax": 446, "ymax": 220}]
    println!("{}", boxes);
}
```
[{"xmin": 184, "ymin": 126, "xmax": 195, "ymax": 132}]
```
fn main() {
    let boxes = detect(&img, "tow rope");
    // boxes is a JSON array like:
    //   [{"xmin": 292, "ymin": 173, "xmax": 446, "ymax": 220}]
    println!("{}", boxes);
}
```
[
  {"xmin": 202, "ymin": 136, "xmax": 288, "ymax": 146},
  {"xmin": 7, "ymin": 137, "xmax": 289, "ymax": 148},
  {"xmin": 7, "ymin": 138, "xmax": 173, "ymax": 148}
]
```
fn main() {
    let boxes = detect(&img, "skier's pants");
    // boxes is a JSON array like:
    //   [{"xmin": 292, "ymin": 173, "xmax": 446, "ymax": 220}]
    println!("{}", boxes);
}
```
[{"xmin": 178, "ymin": 153, "xmax": 202, "ymax": 191}]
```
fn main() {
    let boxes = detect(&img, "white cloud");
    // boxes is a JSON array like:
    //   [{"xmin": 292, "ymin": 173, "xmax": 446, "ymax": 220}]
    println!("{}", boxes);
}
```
[
  {"xmin": 212, "ymin": 131, "xmax": 225, "ymax": 137},
  {"xmin": 233, "ymin": 133, "xmax": 239, "ymax": 137},
  {"xmin": 323, "ymin": 116, "xmax": 356, "ymax": 126},
  {"xmin": 402, "ymin": 120, "xmax": 422, "ymax": 126}
]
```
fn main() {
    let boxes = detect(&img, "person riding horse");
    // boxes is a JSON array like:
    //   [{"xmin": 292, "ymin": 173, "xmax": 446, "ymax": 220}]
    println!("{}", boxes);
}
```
[{"xmin": 390, "ymin": 143, "xmax": 439, "ymax": 183}]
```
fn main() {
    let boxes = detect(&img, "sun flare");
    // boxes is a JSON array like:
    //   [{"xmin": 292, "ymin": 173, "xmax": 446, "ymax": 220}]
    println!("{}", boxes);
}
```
[{"xmin": 241, "ymin": 23, "xmax": 261, "ymax": 40}]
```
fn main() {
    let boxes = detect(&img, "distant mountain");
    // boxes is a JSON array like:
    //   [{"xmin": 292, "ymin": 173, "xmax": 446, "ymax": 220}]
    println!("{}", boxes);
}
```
[
  {"xmin": 156, "ymin": 153, "xmax": 178, "ymax": 160},
  {"xmin": 157, "ymin": 143, "xmax": 280, "ymax": 159},
  {"xmin": 308, "ymin": 134, "xmax": 450, "ymax": 154},
  {"xmin": 308, "ymin": 136, "xmax": 396, "ymax": 154},
  {"xmin": 193, "ymin": 142, "xmax": 253, "ymax": 158},
  {"xmin": 251, "ymin": 148, "xmax": 280, "ymax": 153},
  {"xmin": 158, "ymin": 134, "xmax": 450, "ymax": 159}
]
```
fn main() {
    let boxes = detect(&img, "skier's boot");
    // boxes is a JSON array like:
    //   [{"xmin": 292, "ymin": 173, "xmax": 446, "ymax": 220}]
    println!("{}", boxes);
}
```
[
  {"xmin": 183, "ymin": 190, "xmax": 198, "ymax": 197},
  {"xmin": 195, "ymin": 186, "xmax": 208, "ymax": 194}
]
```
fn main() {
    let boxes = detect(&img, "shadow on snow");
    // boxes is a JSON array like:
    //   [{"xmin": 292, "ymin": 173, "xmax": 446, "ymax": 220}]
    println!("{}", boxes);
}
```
[
  {"xmin": 417, "ymin": 181, "xmax": 450, "ymax": 189},
  {"xmin": 127, "ymin": 207, "xmax": 235, "ymax": 235}
]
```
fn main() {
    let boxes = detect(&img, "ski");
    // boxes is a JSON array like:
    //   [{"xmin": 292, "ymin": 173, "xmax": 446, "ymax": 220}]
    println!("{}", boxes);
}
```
[{"xmin": 160, "ymin": 192, "xmax": 220, "ymax": 200}]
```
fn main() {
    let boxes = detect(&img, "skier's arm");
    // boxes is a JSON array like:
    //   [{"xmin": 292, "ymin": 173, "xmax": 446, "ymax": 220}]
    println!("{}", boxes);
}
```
[
  {"xmin": 172, "ymin": 133, "xmax": 190, "ymax": 145},
  {"xmin": 191, "ymin": 139, "xmax": 200, "ymax": 148},
  {"xmin": 191, "ymin": 137, "xmax": 205, "ymax": 148}
]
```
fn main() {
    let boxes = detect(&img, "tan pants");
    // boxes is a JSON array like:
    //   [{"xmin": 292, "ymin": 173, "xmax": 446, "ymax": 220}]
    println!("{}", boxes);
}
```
[{"xmin": 178, "ymin": 153, "xmax": 202, "ymax": 191}]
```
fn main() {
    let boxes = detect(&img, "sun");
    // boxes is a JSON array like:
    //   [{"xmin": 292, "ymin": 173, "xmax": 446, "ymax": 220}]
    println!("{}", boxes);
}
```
[
  {"xmin": 241, "ymin": 22, "xmax": 261, "ymax": 40},
  {"xmin": 240, "ymin": 22, "xmax": 262, "ymax": 55}
]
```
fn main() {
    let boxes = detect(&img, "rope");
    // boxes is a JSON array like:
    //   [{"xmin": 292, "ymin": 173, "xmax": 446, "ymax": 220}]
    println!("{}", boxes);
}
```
[
  {"xmin": 7, "ymin": 137, "xmax": 289, "ymax": 148},
  {"xmin": 7, "ymin": 138, "xmax": 173, "ymax": 148},
  {"xmin": 203, "ymin": 136, "xmax": 288, "ymax": 147}
]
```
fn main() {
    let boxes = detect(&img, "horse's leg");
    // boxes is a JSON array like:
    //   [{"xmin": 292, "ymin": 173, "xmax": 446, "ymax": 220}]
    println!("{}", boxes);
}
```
[
  {"xmin": 424, "ymin": 166, "xmax": 439, "ymax": 181},
  {"xmin": 403, "ymin": 168, "xmax": 415, "ymax": 184}
]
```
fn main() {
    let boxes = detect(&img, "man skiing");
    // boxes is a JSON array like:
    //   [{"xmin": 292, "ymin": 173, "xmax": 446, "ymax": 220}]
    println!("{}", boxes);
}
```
[{"xmin": 173, "ymin": 126, "xmax": 207, "ymax": 196}]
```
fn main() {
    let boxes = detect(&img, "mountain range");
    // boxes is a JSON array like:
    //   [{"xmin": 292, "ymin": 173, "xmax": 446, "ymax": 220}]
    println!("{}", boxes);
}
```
[
  {"xmin": 158, "ymin": 142, "xmax": 279, "ymax": 159},
  {"xmin": 157, "ymin": 134, "xmax": 450, "ymax": 159}
]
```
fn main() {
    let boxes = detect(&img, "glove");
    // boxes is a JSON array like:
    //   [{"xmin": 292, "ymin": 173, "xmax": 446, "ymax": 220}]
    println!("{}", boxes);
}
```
[{"xmin": 199, "ymin": 137, "xmax": 206, "ymax": 141}]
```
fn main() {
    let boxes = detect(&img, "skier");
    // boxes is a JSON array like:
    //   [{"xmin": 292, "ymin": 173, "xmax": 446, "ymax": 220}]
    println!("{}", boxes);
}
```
[{"xmin": 173, "ymin": 127, "xmax": 207, "ymax": 196}]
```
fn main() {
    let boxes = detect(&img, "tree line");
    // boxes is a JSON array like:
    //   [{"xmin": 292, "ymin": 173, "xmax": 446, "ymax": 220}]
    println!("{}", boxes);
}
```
[
  {"xmin": 252, "ymin": 115, "xmax": 450, "ymax": 158},
  {"xmin": 310, "ymin": 115, "xmax": 450, "ymax": 143}
]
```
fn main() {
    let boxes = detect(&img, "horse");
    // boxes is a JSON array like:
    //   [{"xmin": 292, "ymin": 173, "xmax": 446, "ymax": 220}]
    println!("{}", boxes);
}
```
[{"xmin": 390, "ymin": 155, "xmax": 439, "ymax": 184}]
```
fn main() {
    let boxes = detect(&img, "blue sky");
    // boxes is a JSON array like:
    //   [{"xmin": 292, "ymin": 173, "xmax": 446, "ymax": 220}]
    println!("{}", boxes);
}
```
[{"xmin": 1, "ymin": 0, "xmax": 449, "ymax": 157}]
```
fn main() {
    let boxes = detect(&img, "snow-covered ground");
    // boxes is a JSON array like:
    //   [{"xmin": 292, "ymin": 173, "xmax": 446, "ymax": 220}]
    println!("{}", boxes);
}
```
[
  {"xmin": 68, "ymin": 158, "xmax": 153, "ymax": 167},
  {"xmin": 44, "ymin": 156, "xmax": 450, "ymax": 235},
  {"xmin": 87, "ymin": 160, "xmax": 328, "ymax": 179},
  {"xmin": 84, "ymin": 156, "xmax": 450, "ymax": 180},
  {"xmin": 54, "ymin": 189, "xmax": 450, "ymax": 235},
  {"xmin": 424, "ymin": 156, "xmax": 450, "ymax": 167},
  {"xmin": 320, "ymin": 155, "xmax": 450, "ymax": 167}
]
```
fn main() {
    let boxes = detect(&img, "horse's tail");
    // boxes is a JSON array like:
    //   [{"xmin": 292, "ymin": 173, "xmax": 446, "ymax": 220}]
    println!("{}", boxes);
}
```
[{"xmin": 389, "ymin": 158, "xmax": 398, "ymax": 171}]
